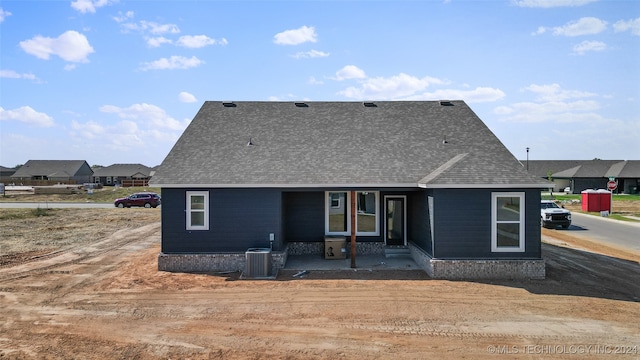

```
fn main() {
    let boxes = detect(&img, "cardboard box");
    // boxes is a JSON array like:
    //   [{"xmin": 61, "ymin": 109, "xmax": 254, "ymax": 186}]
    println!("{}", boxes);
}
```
[{"xmin": 324, "ymin": 237, "xmax": 346, "ymax": 259}]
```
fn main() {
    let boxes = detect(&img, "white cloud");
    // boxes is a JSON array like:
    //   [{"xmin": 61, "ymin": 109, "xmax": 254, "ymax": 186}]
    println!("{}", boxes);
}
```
[
  {"xmin": 0, "ymin": 69, "xmax": 39, "ymax": 81},
  {"xmin": 176, "ymin": 35, "xmax": 227, "ymax": 48},
  {"xmin": 0, "ymin": 7, "xmax": 12, "ymax": 22},
  {"xmin": 494, "ymin": 84, "xmax": 601, "ymax": 123},
  {"xmin": 71, "ymin": 120, "xmax": 105, "ymax": 139},
  {"xmin": 494, "ymin": 101, "xmax": 601, "ymax": 123},
  {"xmin": 572, "ymin": 40, "xmax": 607, "ymax": 55},
  {"xmin": 292, "ymin": 49, "xmax": 330, "ymax": 59},
  {"xmin": 121, "ymin": 20, "xmax": 180, "ymax": 35},
  {"xmin": 0, "ymin": 106, "xmax": 55, "ymax": 127},
  {"xmin": 406, "ymin": 87, "xmax": 506, "ymax": 103},
  {"xmin": 512, "ymin": 0, "xmax": 597, "ymax": 8},
  {"xmin": 273, "ymin": 25, "xmax": 317, "ymax": 45},
  {"xmin": 337, "ymin": 72, "xmax": 448, "ymax": 100},
  {"xmin": 113, "ymin": 11, "xmax": 134, "ymax": 23},
  {"xmin": 523, "ymin": 83, "xmax": 596, "ymax": 102},
  {"xmin": 147, "ymin": 36, "xmax": 172, "ymax": 47},
  {"xmin": 99, "ymin": 103, "xmax": 190, "ymax": 130},
  {"xmin": 614, "ymin": 18, "xmax": 640, "ymax": 36},
  {"xmin": 308, "ymin": 76, "xmax": 324, "ymax": 85},
  {"xmin": 71, "ymin": 0, "xmax": 115, "ymax": 14},
  {"xmin": 178, "ymin": 92, "xmax": 197, "ymax": 103},
  {"xmin": 71, "ymin": 119, "xmax": 147, "ymax": 150},
  {"xmin": 332, "ymin": 65, "xmax": 367, "ymax": 81},
  {"xmin": 532, "ymin": 26, "xmax": 547, "ymax": 36},
  {"xmin": 139, "ymin": 56, "xmax": 204, "ymax": 71},
  {"xmin": 552, "ymin": 17, "xmax": 607, "ymax": 37},
  {"xmin": 19, "ymin": 30, "xmax": 94, "ymax": 63}
]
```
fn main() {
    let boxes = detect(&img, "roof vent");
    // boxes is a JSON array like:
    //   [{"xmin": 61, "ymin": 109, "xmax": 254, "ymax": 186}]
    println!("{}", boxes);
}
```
[
  {"xmin": 294, "ymin": 102, "xmax": 308, "ymax": 107},
  {"xmin": 363, "ymin": 102, "xmax": 377, "ymax": 107},
  {"xmin": 439, "ymin": 101, "xmax": 454, "ymax": 106},
  {"xmin": 222, "ymin": 102, "xmax": 236, "ymax": 107},
  {"xmin": 442, "ymin": 135, "xmax": 449, "ymax": 144},
  {"xmin": 247, "ymin": 137, "xmax": 255, "ymax": 146}
]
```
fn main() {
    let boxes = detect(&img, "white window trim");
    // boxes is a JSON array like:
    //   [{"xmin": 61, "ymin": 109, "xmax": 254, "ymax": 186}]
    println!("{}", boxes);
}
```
[
  {"xmin": 324, "ymin": 191, "xmax": 379, "ymax": 236},
  {"xmin": 491, "ymin": 192, "xmax": 525, "ymax": 252},
  {"xmin": 186, "ymin": 191, "xmax": 209, "ymax": 231},
  {"xmin": 330, "ymin": 193, "xmax": 341, "ymax": 208}
]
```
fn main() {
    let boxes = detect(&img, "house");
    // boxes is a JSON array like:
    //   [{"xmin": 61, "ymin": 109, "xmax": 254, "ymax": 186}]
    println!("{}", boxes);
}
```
[
  {"xmin": 11, "ymin": 160, "xmax": 93, "ymax": 184},
  {"xmin": 92, "ymin": 163, "xmax": 154, "ymax": 187},
  {"xmin": 524, "ymin": 160, "xmax": 640, "ymax": 194},
  {"xmin": 0, "ymin": 165, "xmax": 16, "ymax": 178},
  {"xmin": 150, "ymin": 101, "xmax": 550, "ymax": 279}
]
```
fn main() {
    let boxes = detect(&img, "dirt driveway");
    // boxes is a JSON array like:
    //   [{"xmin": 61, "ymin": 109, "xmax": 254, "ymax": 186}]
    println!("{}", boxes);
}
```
[{"xmin": 0, "ymin": 209, "xmax": 639, "ymax": 359}]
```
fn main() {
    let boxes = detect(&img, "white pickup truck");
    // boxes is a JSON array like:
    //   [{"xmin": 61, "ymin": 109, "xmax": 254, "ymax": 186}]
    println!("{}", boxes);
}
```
[{"xmin": 540, "ymin": 200, "xmax": 571, "ymax": 229}]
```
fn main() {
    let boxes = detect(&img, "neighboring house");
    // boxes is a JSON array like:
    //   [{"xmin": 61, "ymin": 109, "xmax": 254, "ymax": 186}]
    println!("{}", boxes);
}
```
[
  {"xmin": 0, "ymin": 165, "xmax": 16, "ymax": 178},
  {"xmin": 92, "ymin": 163, "xmax": 154, "ymax": 187},
  {"xmin": 151, "ymin": 101, "xmax": 549, "ymax": 280},
  {"xmin": 524, "ymin": 160, "xmax": 640, "ymax": 194},
  {"xmin": 11, "ymin": 160, "xmax": 93, "ymax": 184}
]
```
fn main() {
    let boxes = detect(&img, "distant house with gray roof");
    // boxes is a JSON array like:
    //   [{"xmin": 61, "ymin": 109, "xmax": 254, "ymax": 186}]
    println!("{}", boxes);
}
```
[
  {"xmin": 524, "ymin": 160, "xmax": 640, "ymax": 194},
  {"xmin": 11, "ymin": 160, "xmax": 93, "ymax": 184},
  {"xmin": 0, "ymin": 165, "xmax": 16, "ymax": 178},
  {"xmin": 151, "ymin": 101, "xmax": 549, "ymax": 279},
  {"xmin": 92, "ymin": 163, "xmax": 154, "ymax": 187}
]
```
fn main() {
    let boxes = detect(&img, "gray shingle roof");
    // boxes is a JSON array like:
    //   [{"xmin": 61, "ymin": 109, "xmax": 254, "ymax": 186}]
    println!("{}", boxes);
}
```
[
  {"xmin": 151, "ymin": 101, "xmax": 547, "ymax": 188},
  {"xmin": 524, "ymin": 160, "xmax": 640, "ymax": 179},
  {"xmin": 92, "ymin": 164, "xmax": 153, "ymax": 177},
  {"xmin": 11, "ymin": 160, "xmax": 92, "ymax": 178}
]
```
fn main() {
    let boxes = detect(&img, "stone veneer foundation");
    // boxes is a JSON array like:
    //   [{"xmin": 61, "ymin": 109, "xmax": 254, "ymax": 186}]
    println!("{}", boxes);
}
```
[
  {"xmin": 408, "ymin": 243, "xmax": 545, "ymax": 280},
  {"xmin": 158, "ymin": 241, "xmax": 545, "ymax": 280}
]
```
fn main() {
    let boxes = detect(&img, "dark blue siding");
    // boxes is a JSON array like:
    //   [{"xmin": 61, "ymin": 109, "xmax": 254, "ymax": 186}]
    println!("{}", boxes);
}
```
[
  {"xmin": 432, "ymin": 189, "xmax": 541, "ymax": 259},
  {"xmin": 161, "ymin": 187, "xmax": 541, "ymax": 259},
  {"xmin": 283, "ymin": 191, "xmax": 324, "ymax": 242},
  {"xmin": 161, "ymin": 188, "xmax": 282, "ymax": 253},
  {"xmin": 407, "ymin": 191, "xmax": 433, "ymax": 255}
]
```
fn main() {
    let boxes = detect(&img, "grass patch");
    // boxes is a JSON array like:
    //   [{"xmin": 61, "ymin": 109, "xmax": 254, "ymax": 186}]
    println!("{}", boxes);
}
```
[
  {"xmin": 84, "ymin": 187, "xmax": 161, "ymax": 203},
  {"xmin": 543, "ymin": 194, "xmax": 640, "ymax": 201},
  {"xmin": 0, "ymin": 208, "xmax": 59, "ymax": 220}
]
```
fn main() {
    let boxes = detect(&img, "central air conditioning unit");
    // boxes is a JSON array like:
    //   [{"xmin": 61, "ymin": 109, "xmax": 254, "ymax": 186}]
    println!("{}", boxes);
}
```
[{"xmin": 244, "ymin": 248, "xmax": 272, "ymax": 278}]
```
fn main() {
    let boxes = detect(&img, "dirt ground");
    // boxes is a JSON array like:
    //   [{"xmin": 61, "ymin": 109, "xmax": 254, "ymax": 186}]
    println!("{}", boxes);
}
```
[{"xmin": 1, "ymin": 208, "xmax": 639, "ymax": 359}]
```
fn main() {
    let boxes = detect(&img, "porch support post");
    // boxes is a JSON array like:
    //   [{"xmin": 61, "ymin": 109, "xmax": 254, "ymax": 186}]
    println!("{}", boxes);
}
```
[{"xmin": 350, "ymin": 190, "xmax": 357, "ymax": 268}]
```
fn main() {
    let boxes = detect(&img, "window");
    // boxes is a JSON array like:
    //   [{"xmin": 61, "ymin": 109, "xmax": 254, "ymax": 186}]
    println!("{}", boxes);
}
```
[
  {"xmin": 330, "ymin": 193, "xmax": 341, "ymax": 208},
  {"xmin": 491, "ymin": 192, "xmax": 525, "ymax": 252},
  {"xmin": 356, "ymin": 192, "xmax": 378, "ymax": 235},
  {"xmin": 326, "ymin": 192, "xmax": 348, "ymax": 235},
  {"xmin": 325, "ymin": 191, "xmax": 379, "ymax": 236},
  {"xmin": 187, "ymin": 191, "xmax": 209, "ymax": 230}
]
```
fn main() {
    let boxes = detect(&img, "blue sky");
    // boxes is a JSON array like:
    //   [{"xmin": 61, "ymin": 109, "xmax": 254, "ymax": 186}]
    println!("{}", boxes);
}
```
[{"xmin": 1, "ymin": 0, "xmax": 638, "ymax": 168}]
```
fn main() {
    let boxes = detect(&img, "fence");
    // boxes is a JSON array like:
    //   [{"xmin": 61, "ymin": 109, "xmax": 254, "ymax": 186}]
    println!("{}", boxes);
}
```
[
  {"xmin": 0, "ymin": 177, "xmax": 78, "ymax": 186},
  {"xmin": 121, "ymin": 179, "xmax": 150, "ymax": 187}
]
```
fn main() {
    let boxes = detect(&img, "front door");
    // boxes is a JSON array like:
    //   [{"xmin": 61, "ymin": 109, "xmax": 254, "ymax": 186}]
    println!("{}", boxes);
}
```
[{"xmin": 385, "ymin": 196, "xmax": 406, "ymax": 246}]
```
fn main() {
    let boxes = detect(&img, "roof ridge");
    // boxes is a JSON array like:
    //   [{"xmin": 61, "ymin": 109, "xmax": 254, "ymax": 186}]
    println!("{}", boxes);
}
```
[{"xmin": 418, "ymin": 153, "xmax": 469, "ymax": 185}]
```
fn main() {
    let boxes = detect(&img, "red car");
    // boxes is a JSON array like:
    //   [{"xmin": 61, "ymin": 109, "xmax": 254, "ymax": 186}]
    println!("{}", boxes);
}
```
[{"xmin": 114, "ymin": 192, "xmax": 161, "ymax": 208}]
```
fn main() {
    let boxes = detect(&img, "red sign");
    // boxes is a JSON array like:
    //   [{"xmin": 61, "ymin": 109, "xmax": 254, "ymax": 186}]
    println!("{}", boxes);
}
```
[{"xmin": 607, "ymin": 180, "xmax": 617, "ymax": 191}]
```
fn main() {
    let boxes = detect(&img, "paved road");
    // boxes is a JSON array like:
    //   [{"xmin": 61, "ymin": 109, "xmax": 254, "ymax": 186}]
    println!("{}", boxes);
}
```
[
  {"xmin": 0, "ymin": 202, "xmax": 114, "ymax": 209},
  {"xmin": 558, "ymin": 212, "xmax": 640, "ymax": 252}
]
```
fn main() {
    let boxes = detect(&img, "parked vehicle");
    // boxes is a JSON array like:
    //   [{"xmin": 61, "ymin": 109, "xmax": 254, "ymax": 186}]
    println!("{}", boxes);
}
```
[
  {"xmin": 540, "ymin": 200, "xmax": 571, "ymax": 229},
  {"xmin": 114, "ymin": 192, "xmax": 161, "ymax": 208}
]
